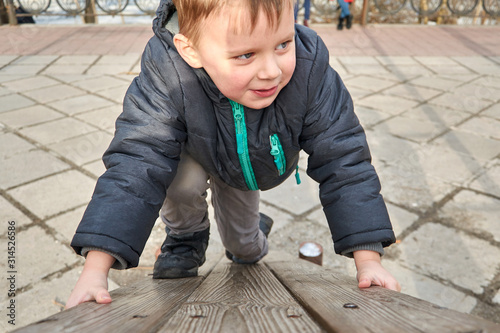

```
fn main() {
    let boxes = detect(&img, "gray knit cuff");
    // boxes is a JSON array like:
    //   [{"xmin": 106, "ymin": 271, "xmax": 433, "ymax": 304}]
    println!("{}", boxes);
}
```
[
  {"xmin": 81, "ymin": 247, "xmax": 128, "ymax": 270},
  {"xmin": 341, "ymin": 242, "xmax": 385, "ymax": 258}
]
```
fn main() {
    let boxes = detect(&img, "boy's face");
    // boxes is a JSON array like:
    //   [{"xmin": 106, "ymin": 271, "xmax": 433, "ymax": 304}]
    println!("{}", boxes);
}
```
[{"xmin": 189, "ymin": 3, "xmax": 296, "ymax": 109}]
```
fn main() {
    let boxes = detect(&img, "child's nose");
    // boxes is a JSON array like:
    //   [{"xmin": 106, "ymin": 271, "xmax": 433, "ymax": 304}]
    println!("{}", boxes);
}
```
[{"xmin": 257, "ymin": 56, "xmax": 282, "ymax": 80}]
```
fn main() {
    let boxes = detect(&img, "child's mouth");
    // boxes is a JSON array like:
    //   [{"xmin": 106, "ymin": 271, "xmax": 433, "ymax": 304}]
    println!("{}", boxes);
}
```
[{"xmin": 252, "ymin": 86, "xmax": 278, "ymax": 98}]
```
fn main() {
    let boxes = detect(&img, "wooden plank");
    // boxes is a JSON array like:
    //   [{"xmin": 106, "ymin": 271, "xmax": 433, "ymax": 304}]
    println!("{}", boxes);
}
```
[
  {"xmin": 14, "ymin": 254, "xmax": 223, "ymax": 333},
  {"xmin": 264, "ymin": 251, "xmax": 500, "ymax": 333},
  {"xmin": 156, "ymin": 259, "xmax": 325, "ymax": 332}
]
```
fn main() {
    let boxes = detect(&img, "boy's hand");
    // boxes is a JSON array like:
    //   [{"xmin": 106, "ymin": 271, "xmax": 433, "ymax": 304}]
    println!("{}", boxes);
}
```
[
  {"xmin": 353, "ymin": 250, "xmax": 401, "ymax": 292},
  {"xmin": 65, "ymin": 251, "xmax": 115, "ymax": 309}
]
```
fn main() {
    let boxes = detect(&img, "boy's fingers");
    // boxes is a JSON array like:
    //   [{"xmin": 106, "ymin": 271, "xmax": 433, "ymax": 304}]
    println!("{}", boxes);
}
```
[
  {"xmin": 357, "ymin": 275, "xmax": 372, "ymax": 289},
  {"xmin": 385, "ymin": 280, "xmax": 402, "ymax": 292},
  {"xmin": 95, "ymin": 289, "xmax": 112, "ymax": 304}
]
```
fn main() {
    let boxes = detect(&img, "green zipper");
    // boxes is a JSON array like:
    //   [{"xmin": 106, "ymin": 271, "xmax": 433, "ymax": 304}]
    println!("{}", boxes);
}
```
[
  {"xmin": 229, "ymin": 100, "xmax": 259, "ymax": 191},
  {"xmin": 270, "ymin": 134, "xmax": 286, "ymax": 176}
]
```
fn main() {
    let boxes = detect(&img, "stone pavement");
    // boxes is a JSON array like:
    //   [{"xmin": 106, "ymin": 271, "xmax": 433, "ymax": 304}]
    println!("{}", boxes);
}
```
[{"xmin": 0, "ymin": 23, "xmax": 499, "ymax": 331}]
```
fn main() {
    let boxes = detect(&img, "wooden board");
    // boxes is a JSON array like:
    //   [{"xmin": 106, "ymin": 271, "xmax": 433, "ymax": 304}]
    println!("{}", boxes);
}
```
[
  {"xmin": 14, "ymin": 254, "xmax": 223, "ymax": 333},
  {"xmin": 264, "ymin": 252, "xmax": 500, "ymax": 333},
  {"xmin": 156, "ymin": 259, "xmax": 325, "ymax": 333}
]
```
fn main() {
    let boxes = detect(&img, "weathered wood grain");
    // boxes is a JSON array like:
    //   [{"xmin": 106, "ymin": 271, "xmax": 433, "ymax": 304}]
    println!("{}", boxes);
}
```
[
  {"xmin": 157, "ymin": 259, "xmax": 325, "ymax": 332},
  {"xmin": 14, "ymin": 254, "xmax": 223, "ymax": 333},
  {"xmin": 264, "ymin": 252, "xmax": 500, "ymax": 333}
]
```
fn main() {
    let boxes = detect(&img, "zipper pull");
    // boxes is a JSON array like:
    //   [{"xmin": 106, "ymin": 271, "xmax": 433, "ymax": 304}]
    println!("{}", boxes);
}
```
[
  {"xmin": 231, "ymin": 100, "xmax": 243, "ymax": 122},
  {"xmin": 231, "ymin": 101, "xmax": 244, "ymax": 155},
  {"xmin": 295, "ymin": 165, "xmax": 301, "ymax": 185},
  {"xmin": 270, "ymin": 134, "xmax": 284, "ymax": 173},
  {"xmin": 270, "ymin": 135, "xmax": 280, "ymax": 156}
]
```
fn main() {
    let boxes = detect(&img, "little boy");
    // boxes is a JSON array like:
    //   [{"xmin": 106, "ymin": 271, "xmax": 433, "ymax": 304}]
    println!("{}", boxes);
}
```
[{"xmin": 66, "ymin": 0, "xmax": 400, "ymax": 308}]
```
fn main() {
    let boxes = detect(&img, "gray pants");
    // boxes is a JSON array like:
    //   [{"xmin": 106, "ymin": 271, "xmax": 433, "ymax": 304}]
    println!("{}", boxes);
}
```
[{"xmin": 160, "ymin": 153, "xmax": 268, "ymax": 262}]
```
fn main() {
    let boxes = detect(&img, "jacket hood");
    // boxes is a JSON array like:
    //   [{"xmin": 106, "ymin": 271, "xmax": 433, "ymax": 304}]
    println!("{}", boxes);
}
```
[{"xmin": 153, "ymin": 0, "xmax": 178, "ymax": 46}]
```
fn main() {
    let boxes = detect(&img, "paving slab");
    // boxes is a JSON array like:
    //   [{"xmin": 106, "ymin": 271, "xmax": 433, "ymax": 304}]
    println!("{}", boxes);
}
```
[
  {"xmin": 47, "ymin": 131, "xmax": 113, "ymax": 165},
  {"xmin": 260, "ymin": 173, "xmax": 319, "ymax": 216},
  {"xmin": 432, "ymin": 129, "xmax": 500, "ymax": 162},
  {"xmin": 0, "ymin": 55, "xmax": 17, "ymax": 65},
  {"xmin": 344, "ymin": 86, "xmax": 372, "ymax": 101},
  {"xmin": 378, "ymin": 165, "xmax": 456, "ymax": 211},
  {"xmin": 0, "ymin": 64, "xmax": 46, "ymax": 75},
  {"xmin": 81, "ymin": 159, "xmax": 106, "ymax": 178},
  {"xmin": 71, "ymin": 75, "xmax": 131, "ymax": 93},
  {"xmin": 402, "ymin": 103, "xmax": 470, "ymax": 127},
  {"xmin": 395, "ymin": 144, "xmax": 485, "ymax": 185},
  {"xmin": 397, "ymin": 223, "xmax": 500, "ymax": 294},
  {"xmin": 408, "ymin": 75, "xmax": 465, "ymax": 91},
  {"xmin": 15, "ymin": 225, "xmax": 80, "ymax": 289},
  {"xmin": 95, "ymin": 83, "xmax": 131, "ymax": 103},
  {"xmin": 482, "ymin": 103, "xmax": 500, "ymax": 120},
  {"xmin": 473, "ymin": 75, "xmax": 500, "ymax": 90},
  {"xmin": 0, "ymin": 75, "xmax": 60, "ymax": 93},
  {"xmin": 0, "ymin": 86, "xmax": 11, "ymax": 96},
  {"xmin": 0, "ymin": 149, "xmax": 70, "ymax": 189},
  {"xmin": 11, "ymin": 55, "xmax": 59, "ymax": 65},
  {"xmin": 0, "ymin": 93, "xmax": 36, "ymax": 113},
  {"xmin": 47, "ymin": 94, "xmax": 115, "ymax": 115},
  {"xmin": 0, "ymin": 196, "xmax": 32, "ymax": 231},
  {"xmin": 354, "ymin": 105, "xmax": 392, "ymax": 127},
  {"xmin": 0, "ymin": 105, "xmax": 65, "ymax": 129},
  {"xmin": 429, "ymin": 92, "xmax": 493, "ymax": 114},
  {"xmin": 7, "ymin": 170, "xmax": 96, "ymax": 219},
  {"xmin": 357, "ymin": 94, "xmax": 420, "ymax": 115},
  {"xmin": 382, "ymin": 260, "xmax": 477, "ymax": 313},
  {"xmin": 457, "ymin": 116, "xmax": 500, "ymax": 140},
  {"xmin": 364, "ymin": 129, "xmax": 421, "ymax": 167},
  {"xmin": 18, "ymin": 117, "xmax": 96, "ymax": 145},
  {"xmin": 0, "ymin": 132, "xmax": 35, "ymax": 159},
  {"xmin": 21, "ymin": 83, "xmax": 86, "ymax": 104},
  {"xmin": 375, "ymin": 115, "xmax": 448, "ymax": 143},
  {"xmin": 86, "ymin": 64, "xmax": 136, "ymax": 75},
  {"xmin": 385, "ymin": 203, "xmax": 419, "ymax": 238},
  {"xmin": 41, "ymin": 64, "xmax": 91, "ymax": 75},
  {"xmin": 344, "ymin": 75, "xmax": 396, "ymax": 92},
  {"xmin": 46, "ymin": 206, "xmax": 86, "ymax": 243},
  {"xmin": 452, "ymin": 83, "xmax": 500, "ymax": 103},
  {"xmin": 439, "ymin": 189, "xmax": 500, "ymax": 243},
  {"xmin": 469, "ymin": 163, "xmax": 500, "ymax": 198},
  {"xmin": 382, "ymin": 83, "xmax": 442, "ymax": 102}
]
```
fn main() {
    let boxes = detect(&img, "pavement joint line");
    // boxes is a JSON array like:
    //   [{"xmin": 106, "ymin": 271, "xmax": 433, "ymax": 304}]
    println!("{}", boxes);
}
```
[
  {"xmin": 0, "ymin": 55, "xmax": 20, "ymax": 71},
  {"xmin": 35, "ymin": 55, "xmax": 63, "ymax": 76},
  {"xmin": 82, "ymin": 55, "xmax": 104, "ymax": 75},
  {"xmin": 0, "ymin": 188, "xmax": 42, "ymax": 226}
]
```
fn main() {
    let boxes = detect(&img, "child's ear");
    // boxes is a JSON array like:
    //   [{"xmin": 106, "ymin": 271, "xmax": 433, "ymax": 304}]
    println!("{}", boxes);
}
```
[{"xmin": 173, "ymin": 34, "xmax": 202, "ymax": 68}]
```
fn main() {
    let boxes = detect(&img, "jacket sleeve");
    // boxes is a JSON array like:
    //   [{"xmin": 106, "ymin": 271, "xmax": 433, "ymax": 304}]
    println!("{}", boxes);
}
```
[
  {"xmin": 71, "ymin": 38, "xmax": 187, "ymax": 268},
  {"xmin": 300, "ymin": 34, "xmax": 395, "ymax": 255}
]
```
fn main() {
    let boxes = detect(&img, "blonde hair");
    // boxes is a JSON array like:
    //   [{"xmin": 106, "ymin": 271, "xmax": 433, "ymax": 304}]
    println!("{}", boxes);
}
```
[{"xmin": 172, "ymin": 0, "xmax": 293, "ymax": 46}]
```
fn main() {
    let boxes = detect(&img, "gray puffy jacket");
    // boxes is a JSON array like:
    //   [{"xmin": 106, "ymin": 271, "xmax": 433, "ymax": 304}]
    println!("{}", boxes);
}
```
[{"xmin": 71, "ymin": 1, "xmax": 395, "ymax": 268}]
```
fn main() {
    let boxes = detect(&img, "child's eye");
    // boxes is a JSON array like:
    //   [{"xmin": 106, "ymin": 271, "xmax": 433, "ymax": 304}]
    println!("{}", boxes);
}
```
[
  {"xmin": 276, "ymin": 42, "xmax": 289, "ymax": 50},
  {"xmin": 237, "ymin": 53, "xmax": 253, "ymax": 60}
]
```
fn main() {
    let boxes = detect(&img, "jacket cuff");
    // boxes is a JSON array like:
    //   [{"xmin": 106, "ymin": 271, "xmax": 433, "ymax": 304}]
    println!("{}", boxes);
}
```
[
  {"xmin": 81, "ymin": 247, "xmax": 128, "ymax": 270},
  {"xmin": 340, "ymin": 242, "xmax": 384, "ymax": 258}
]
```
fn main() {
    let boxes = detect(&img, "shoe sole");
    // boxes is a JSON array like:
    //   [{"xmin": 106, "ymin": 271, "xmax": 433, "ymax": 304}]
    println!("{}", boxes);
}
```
[{"xmin": 153, "ymin": 266, "xmax": 198, "ymax": 279}]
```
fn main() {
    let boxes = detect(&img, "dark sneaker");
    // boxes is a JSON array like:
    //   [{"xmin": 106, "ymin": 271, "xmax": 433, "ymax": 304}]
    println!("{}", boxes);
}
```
[
  {"xmin": 346, "ymin": 14, "xmax": 353, "ymax": 29},
  {"xmin": 337, "ymin": 17, "xmax": 344, "ymax": 30},
  {"xmin": 226, "ymin": 213, "xmax": 273, "ymax": 264},
  {"xmin": 153, "ymin": 227, "xmax": 209, "ymax": 279}
]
